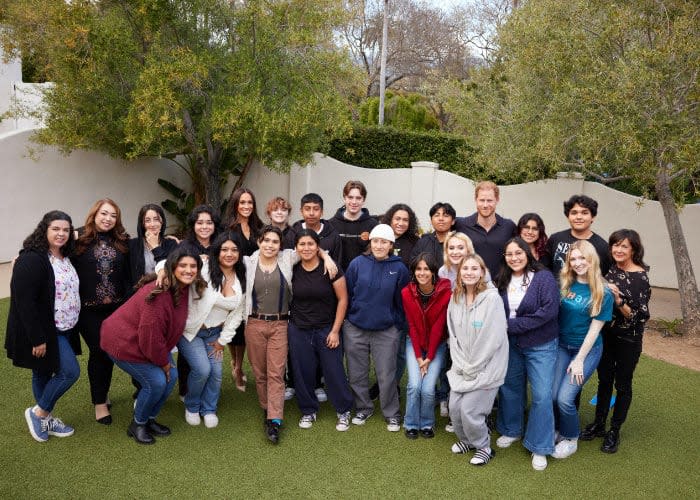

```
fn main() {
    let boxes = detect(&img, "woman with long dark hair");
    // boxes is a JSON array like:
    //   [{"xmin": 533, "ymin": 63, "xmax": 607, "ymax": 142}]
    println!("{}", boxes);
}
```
[
  {"xmin": 6, "ymin": 211, "xmax": 81, "ymax": 442},
  {"xmin": 71, "ymin": 198, "xmax": 130, "ymax": 425},
  {"xmin": 225, "ymin": 188, "xmax": 264, "ymax": 391},
  {"xmin": 383, "ymin": 203, "xmax": 420, "ymax": 267},
  {"xmin": 101, "ymin": 246, "xmax": 206, "ymax": 444},
  {"xmin": 401, "ymin": 252, "xmax": 451, "ymax": 439},
  {"xmin": 516, "ymin": 213, "xmax": 550, "ymax": 267},
  {"xmin": 128, "ymin": 204, "xmax": 178, "ymax": 290},
  {"xmin": 494, "ymin": 237, "xmax": 559, "ymax": 471},
  {"xmin": 580, "ymin": 229, "xmax": 651, "ymax": 453},
  {"xmin": 178, "ymin": 231, "xmax": 246, "ymax": 428}
]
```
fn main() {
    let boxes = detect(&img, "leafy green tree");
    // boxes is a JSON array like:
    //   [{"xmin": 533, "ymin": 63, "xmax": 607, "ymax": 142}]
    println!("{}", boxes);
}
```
[
  {"xmin": 442, "ymin": 0, "xmax": 700, "ymax": 339},
  {"xmin": 1, "ymin": 0, "xmax": 359, "ymax": 209},
  {"xmin": 359, "ymin": 91, "xmax": 440, "ymax": 131}
]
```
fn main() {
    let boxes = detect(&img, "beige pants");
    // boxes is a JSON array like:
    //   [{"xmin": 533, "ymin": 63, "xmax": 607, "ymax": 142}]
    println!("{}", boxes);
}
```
[{"xmin": 245, "ymin": 318, "xmax": 288, "ymax": 420}]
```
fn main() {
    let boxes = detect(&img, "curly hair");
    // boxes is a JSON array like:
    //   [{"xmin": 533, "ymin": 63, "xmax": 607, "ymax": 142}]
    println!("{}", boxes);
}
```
[
  {"xmin": 144, "ymin": 245, "xmax": 207, "ymax": 306},
  {"xmin": 184, "ymin": 205, "xmax": 221, "ymax": 245},
  {"xmin": 22, "ymin": 210, "xmax": 76, "ymax": 257},
  {"xmin": 75, "ymin": 199, "xmax": 129, "ymax": 255},
  {"xmin": 225, "ymin": 188, "xmax": 263, "ymax": 238},
  {"xmin": 382, "ymin": 203, "xmax": 419, "ymax": 243},
  {"xmin": 208, "ymin": 231, "xmax": 247, "ymax": 294}
]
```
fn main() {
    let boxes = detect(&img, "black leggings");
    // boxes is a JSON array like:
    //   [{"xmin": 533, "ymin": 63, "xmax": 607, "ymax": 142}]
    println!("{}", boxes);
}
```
[
  {"xmin": 594, "ymin": 333, "xmax": 643, "ymax": 429},
  {"xmin": 78, "ymin": 306, "xmax": 118, "ymax": 405}
]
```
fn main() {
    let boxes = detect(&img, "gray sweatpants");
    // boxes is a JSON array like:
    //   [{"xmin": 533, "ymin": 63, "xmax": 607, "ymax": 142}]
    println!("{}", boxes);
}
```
[
  {"xmin": 450, "ymin": 387, "xmax": 498, "ymax": 449},
  {"xmin": 343, "ymin": 321, "xmax": 400, "ymax": 419}
]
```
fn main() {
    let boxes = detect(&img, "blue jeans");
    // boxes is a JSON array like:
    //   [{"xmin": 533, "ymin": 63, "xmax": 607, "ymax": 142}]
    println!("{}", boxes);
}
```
[
  {"xmin": 552, "ymin": 342, "xmax": 603, "ymax": 439},
  {"xmin": 177, "ymin": 326, "xmax": 223, "ymax": 415},
  {"xmin": 111, "ymin": 354, "xmax": 177, "ymax": 424},
  {"xmin": 404, "ymin": 339, "xmax": 446, "ymax": 430},
  {"xmin": 496, "ymin": 337, "xmax": 558, "ymax": 455},
  {"xmin": 32, "ymin": 334, "xmax": 80, "ymax": 413}
]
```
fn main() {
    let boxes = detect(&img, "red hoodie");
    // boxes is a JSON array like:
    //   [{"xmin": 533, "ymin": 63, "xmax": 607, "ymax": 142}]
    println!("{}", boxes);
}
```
[{"xmin": 401, "ymin": 278, "xmax": 452, "ymax": 361}]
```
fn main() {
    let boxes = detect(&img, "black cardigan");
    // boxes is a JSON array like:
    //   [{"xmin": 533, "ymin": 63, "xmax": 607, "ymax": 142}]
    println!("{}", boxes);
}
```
[
  {"xmin": 128, "ymin": 236, "xmax": 178, "ymax": 291},
  {"xmin": 5, "ymin": 249, "xmax": 81, "ymax": 374}
]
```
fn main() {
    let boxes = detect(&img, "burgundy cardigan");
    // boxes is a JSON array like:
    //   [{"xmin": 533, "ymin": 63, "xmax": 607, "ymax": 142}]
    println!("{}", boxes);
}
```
[
  {"xmin": 401, "ymin": 278, "xmax": 452, "ymax": 361},
  {"xmin": 100, "ymin": 282, "xmax": 189, "ymax": 367}
]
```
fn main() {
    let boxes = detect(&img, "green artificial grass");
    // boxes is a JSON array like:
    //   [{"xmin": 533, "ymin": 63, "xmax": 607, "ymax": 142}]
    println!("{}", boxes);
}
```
[{"xmin": 0, "ymin": 297, "xmax": 698, "ymax": 498}]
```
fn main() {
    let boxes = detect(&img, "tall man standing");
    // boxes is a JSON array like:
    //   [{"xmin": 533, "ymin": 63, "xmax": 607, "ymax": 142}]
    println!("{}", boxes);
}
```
[{"xmin": 454, "ymin": 181, "xmax": 516, "ymax": 279}]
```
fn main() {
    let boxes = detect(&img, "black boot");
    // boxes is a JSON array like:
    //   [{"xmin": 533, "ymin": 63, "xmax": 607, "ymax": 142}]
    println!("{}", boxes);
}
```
[
  {"xmin": 601, "ymin": 428, "xmax": 620, "ymax": 453},
  {"xmin": 580, "ymin": 421, "xmax": 607, "ymax": 441},
  {"xmin": 127, "ymin": 420, "xmax": 155, "ymax": 445},
  {"xmin": 265, "ymin": 420, "xmax": 280, "ymax": 445},
  {"xmin": 147, "ymin": 418, "xmax": 171, "ymax": 436}
]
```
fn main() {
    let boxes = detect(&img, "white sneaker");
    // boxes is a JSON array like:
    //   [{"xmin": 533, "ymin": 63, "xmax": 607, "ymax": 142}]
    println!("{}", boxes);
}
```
[
  {"xmin": 551, "ymin": 439, "xmax": 578, "ymax": 459},
  {"xmin": 336, "ymin": 412, "xmax": 351, "ymax": 432},
  {"xmin": 315, "ymin": 388, "xmax": 328, "ymax": 402},
  {"xmin": 284, "ymin": 387, "xmax": 295, "ymax": 400},
  {"xmin": 185, "ymin": 410, "xmax": 201, "ymax": 426},
  {"xmin": 299, "ymin": 413, "xmax": 316, "ymax": 429},
  {"xmin": 445, "ymin": 419, "xmax": 454, "ymax": 433},
  {"xmin": 496, "ymin": 435, "xmax": 521, "ymax": 448},
  {"xmin": 439, "ymin": 400, "xmax": 449, "ymax": 417},
  {"xmin": 386, "ymin": 417, "xmax": 401, "ymax": 432},
  {"xmin": 203, "ymin": 414, "xmax": 219, "ymax": 428},
  {"xmin": 532, "ymin": 453, "xmax": 548, "ymax": 471}
]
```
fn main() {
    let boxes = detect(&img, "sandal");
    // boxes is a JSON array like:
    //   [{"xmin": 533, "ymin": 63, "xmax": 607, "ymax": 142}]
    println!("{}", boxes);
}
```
[{"xmin": 470, "ymin": 447, "xmax": 495, "ymax": 466}]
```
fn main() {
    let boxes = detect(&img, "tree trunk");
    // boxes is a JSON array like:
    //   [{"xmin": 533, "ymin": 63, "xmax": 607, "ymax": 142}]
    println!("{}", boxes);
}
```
[{"xmin": 655, "ymin": 165, "xmax": 700, "ymax": 343}]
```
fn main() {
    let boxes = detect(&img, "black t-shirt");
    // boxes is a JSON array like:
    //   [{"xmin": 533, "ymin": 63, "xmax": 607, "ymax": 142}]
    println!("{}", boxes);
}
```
[
  {"xmin": 290, "ymin": 262, "xmax": 344, "ymax": 329},
  {"xmin": 546, "ymin": 229, "xmax": 612, "ymax": 279}
]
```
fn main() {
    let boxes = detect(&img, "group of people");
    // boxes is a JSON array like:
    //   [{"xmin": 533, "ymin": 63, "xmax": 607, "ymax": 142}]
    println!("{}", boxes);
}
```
[{"xmin": 5, "ymin": 180, "xmax": 651, "ymax": 472}]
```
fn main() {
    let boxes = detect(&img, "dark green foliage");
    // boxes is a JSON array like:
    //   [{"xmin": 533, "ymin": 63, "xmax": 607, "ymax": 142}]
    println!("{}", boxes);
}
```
[
  {"xmin": 359, "ymin": 92, "xmax": 440, "ymax": 132},
  {"xmin": 325, "ymin": 125, "xmax": 488, "ymax": 179}
]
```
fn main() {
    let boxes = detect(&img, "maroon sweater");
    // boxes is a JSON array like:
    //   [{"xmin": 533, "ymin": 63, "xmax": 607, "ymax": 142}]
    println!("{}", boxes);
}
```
[
  {"xmin": 100, "ymin": 282, "xmax": 189, "ymax": 367},
  {"xmin": 401, "ymin": 278, "xmax": 452, "ymax": 361}
]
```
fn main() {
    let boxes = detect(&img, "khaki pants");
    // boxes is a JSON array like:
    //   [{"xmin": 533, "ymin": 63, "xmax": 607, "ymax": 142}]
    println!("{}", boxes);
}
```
[{"xmin": 245, "ymin": 318, "xmax": 288, "ymax": 420}]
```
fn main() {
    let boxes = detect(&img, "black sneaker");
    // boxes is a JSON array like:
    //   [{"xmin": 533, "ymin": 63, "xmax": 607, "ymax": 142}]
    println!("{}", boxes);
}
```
[
  {"xmin": 266, "ymin": 420, "xmax": 280, "ymax": 444},
  {"xmin": 405, "ymin": 428, "xmax": 419, "ymax": 439}
]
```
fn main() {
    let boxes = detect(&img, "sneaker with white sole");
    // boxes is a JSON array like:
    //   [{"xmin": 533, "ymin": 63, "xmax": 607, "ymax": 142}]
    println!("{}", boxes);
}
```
[
  {"xmin": 336, "ymin": 412, "xmax": 351, "ymax": 432},
  {"xmin": 445, "ymin": 419, "xmax": 454, "ymax": 433},
  {"xmin": 315, "ymin": 388, "xmax": 328, "ymax": 402},
  {"xmin": 203, "ymin": 414, "xmax": 219, "ymax": 428},
  {"xmin": 496, "ymin": 435, "xmax": 520, "ymax": 448},
  {"xmin": 25, "ymin": 407, "xmax": 49, "ymax": 442},
  {"xmin": 185, "ymin": 410, "xmax": 201, "ymax": 426},
  {"xmin": 299, "ymin": 413, "xmax": 316, "ymax": 429},
  {"xmin": 439, "ymin": 400, "xmax": 449, "ymax": 417},
  {"xmin": 551, "ymin": 438, "xmax": 578, "ymax": 459},
  {"xmin": 470, "ymin": 447, "xmax": 495, "ymax": 466},
  {"xmin": 284, "ymin": 387, "xmax": 295, "ymax": 401},
  {"xmin": 47, "ymin": 416, "xmax": 74, "ymax": 437},
  {"xmin": 451, "ymin": 441, "xmax": 475, "ymax": 454},
  {"xmin": 351, "ymin": 411, "xmax": 373, "ymax": 425},
  {"xmin": 386, "ymin": 417, "xmax": 401, "ymax": 432},
  {"xmin": 531, "ymin": 453, "xmax": 548, "ymax": 471}
]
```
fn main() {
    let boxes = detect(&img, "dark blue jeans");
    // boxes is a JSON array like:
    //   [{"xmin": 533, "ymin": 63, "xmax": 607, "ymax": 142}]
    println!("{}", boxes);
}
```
[
  {"xmin": 111, "ymin": 354, "xmax": 177, "ymax": 424},
  {"xmin": 32, "ymin": 334, "xmax": 80, "ymax": 413}
]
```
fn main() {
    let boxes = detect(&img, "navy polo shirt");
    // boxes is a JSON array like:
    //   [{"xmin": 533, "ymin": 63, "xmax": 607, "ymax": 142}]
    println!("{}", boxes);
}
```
[{"xmin": 454, "ymin": 213, "xmax": 516, "ymax": 279}]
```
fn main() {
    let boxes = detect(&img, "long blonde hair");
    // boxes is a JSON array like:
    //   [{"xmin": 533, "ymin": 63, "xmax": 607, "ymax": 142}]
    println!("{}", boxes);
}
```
[
  {"xmin": 560, "ymin": 240, "xmax": 606, "ymax": 316},
  {"xmin": 442, "ymin": 231, "xmax": 475, "ymax": 272},
  {"xmin": 452, "ymin": 254, "xmax": 488, "ymax": 304}
]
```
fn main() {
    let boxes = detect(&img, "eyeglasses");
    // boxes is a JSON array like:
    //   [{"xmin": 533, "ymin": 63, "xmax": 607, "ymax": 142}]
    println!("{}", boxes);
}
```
[{"xmin": 504, "ymin": 250, "xmax": 525, "ymax": 259}]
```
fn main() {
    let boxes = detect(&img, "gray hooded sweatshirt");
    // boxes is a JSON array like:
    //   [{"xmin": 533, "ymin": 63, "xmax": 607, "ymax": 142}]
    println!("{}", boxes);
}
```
[{"xmin": 447, "ymin": 284, "xmax": 508, "ymax": 393}]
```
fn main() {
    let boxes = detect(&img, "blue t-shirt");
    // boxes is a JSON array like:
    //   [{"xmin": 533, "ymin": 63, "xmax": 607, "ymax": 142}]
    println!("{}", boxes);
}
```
[{"xmin": 559, "ymin": 281, "xmax": 613, "ymax": 347}]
